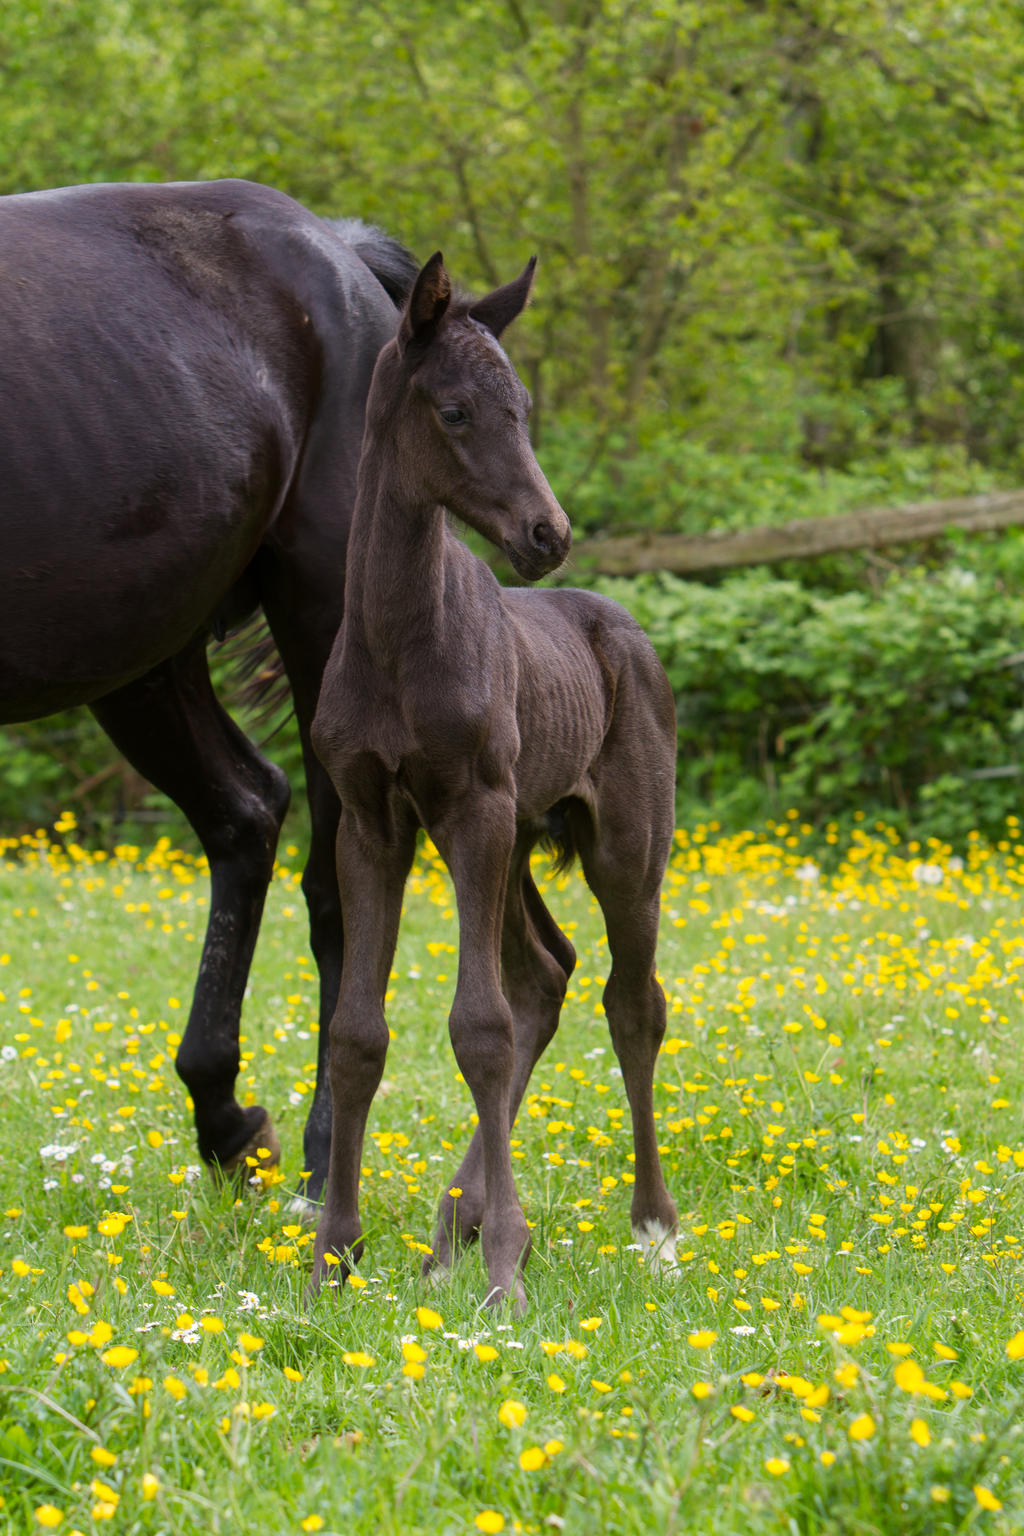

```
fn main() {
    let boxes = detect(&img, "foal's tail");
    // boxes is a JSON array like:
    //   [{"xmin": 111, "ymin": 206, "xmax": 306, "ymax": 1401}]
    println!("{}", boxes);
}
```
[
  {"xmin": 323, "ymin": 217, "xmax": 420, "ymax": 308},
  {"xmin": 540, "ymin": 799, "xmax": 580, "ymax": 878}
]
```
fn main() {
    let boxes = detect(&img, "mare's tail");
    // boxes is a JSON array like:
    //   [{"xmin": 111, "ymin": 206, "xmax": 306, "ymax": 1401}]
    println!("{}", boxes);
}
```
[{"xmin": 212, "ymin": 614, "xmax": 293, "ymax": 740}]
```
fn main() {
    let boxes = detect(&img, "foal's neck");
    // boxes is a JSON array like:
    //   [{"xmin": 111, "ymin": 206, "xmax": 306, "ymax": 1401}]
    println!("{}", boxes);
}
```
[{"xmin": 345, "ymin": 431, "xmax": 461, "ymax": 665}]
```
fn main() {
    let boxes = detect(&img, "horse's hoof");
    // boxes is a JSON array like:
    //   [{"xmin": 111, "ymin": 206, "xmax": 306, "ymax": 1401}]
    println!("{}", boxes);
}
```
[
  {"xmin": 482, "ymin": 1279, "xmax": 527, "ymax": 1316},
  {"xmin": 633, "ymin": 1219, "xmax": 680, "ymax": 1275},
  {"xmin": 216, "ymin": 1114, "xmax": 282, "ymax": 1183},
  {"xmin": 284, "ymin": 1191, "xmax": 321, "ymax": 1226},
  {"xmin": 422, "ymin": 1260, "xmax": 450, "ymax": 1291}
]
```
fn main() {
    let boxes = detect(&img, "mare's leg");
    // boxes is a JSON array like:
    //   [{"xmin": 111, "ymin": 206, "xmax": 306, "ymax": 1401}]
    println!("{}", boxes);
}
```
[
  {"xmin": 431, "ymin": 795, "xmax": 532, "ymax": 1309},
  {"xmin": 577, "ymin": 809, "xmax": 679, "ymax": 1271},
  {"xmin": 310, "ymin": 804, "xmax": 417, "ymax": 1287},
  {"xmin": 259, "ymin": 566, "xmax": 350, "ymax": 1210},
  {"xmin": 290, "ymin": 757, "xmax": 343, "ymax": 1209},
  {"xmin": 91, "ymin": 641, "xmax": 290, "ymax": 1174},
  {"xmin": 426, "ymin": 839, "xmax": 575, "ymax": 1276}
]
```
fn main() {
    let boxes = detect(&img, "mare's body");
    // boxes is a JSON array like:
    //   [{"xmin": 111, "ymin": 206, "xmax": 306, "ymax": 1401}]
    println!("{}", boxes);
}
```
[
  {"xmin": 0, "ymin": 177, "xmax": 417, "ymax": 1194},
  {"xmin": 311, "ymin": 254, "xmax": 679, "ymax": 1308}
]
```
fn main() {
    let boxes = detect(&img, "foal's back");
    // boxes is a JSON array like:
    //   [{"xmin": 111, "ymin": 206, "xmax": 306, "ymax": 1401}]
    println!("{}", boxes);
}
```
[{"xmin": 499, "ymin": 583, "xmax": 676, "ymax": 823}]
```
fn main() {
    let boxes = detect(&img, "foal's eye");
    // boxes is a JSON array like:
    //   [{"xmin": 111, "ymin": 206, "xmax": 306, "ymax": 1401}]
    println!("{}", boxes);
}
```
[{"xmin": 438, "ymin": 406, "xmax": 468, "ymax": 426}]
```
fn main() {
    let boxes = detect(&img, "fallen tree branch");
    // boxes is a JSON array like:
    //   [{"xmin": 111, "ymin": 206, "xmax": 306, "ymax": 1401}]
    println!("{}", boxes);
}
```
[{"xmin": 571, "ymin": 489, "xmax": 1024, "ymax": 576}]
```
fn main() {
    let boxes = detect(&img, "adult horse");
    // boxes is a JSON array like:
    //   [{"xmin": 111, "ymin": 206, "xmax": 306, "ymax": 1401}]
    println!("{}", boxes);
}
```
[{"xmin": 0, "ymin": 177, "xmax": 418, "ymax": 1203}]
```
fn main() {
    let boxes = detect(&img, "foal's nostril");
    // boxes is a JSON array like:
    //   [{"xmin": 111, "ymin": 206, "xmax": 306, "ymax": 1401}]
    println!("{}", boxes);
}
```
[{"xmin": 530, "ymin": 521, "xmax": 553, "ymax": 553}]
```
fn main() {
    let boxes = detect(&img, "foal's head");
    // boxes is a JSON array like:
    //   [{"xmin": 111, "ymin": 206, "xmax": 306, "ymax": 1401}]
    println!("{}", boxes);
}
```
[{"xmin": 369, "ymin": 252, "xmax": 571, "ymax": 580}]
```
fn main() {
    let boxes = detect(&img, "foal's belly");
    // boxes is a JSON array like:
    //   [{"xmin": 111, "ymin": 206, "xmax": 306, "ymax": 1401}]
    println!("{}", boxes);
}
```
[{"xmin": 504, "ymin": 604, "xmax": 609, "ymax": 817}]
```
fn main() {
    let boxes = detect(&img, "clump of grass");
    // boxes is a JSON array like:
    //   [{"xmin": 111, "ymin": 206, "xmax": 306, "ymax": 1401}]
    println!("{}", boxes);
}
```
[{"xmin": 2, "ymin": 813, "xmax": 1024, "ymax": 1532}]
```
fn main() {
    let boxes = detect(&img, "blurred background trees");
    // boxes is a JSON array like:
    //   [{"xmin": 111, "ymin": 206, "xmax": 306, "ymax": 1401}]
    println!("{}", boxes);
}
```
[{"xmin": 6, "ymin": 0, "xmax": 1024, "ymax": 841}]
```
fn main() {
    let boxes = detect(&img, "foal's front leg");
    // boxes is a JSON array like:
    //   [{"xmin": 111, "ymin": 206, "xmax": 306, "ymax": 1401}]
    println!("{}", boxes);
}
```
[
  {"xmin": 432, "ymin": 791, "xmax": 531, "ymax": 1310},
  {"xmin": 311, "ymin": 808, "xmax": 416, "ymax": 1291}
]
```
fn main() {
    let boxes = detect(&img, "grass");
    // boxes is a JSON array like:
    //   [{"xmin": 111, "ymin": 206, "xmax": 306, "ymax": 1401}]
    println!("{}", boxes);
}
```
[{"xmin": 2, "ymin": 812, "xmax": 1024, "ymax": 1532}]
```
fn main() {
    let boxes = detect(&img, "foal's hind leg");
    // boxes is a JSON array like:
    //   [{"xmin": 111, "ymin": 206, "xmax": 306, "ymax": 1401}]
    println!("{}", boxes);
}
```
[
  {"xmin": 426, "ymin": 840, "xmax": 575, "ymax": 1278},
  {"xmin": 91, "ymin": 640, "xmax": 290, "ymax": 1176},
  {"xmin": 578, "ymin": 816, "xmax": 679, "ymax": 1271},
  {"xmin": 428, "ymin": 795, "xmax": 535, "ymax": 1309}
]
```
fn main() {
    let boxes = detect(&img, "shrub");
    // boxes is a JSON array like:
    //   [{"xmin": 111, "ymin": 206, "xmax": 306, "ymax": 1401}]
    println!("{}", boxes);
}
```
[{"xmin": 592, "ymin": 564, "xmax": 1024, "ymax": 843}]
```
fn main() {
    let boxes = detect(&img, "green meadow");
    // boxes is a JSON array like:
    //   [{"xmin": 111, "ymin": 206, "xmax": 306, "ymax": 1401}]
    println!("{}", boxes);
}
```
[{"xmin": 3, "ymin": 817, "xmax": 1024, "ymax": 1533}]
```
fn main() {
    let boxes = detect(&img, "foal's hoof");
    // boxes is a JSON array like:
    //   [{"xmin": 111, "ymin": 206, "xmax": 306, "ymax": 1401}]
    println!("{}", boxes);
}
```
[
  {"xmin": 284, "ymin": 1190, "xmax": 322, "ymax": 1227},
  {"xmin": 482, "ymin": 1279, "xmax": 527, "ymax": 1317},
  {"xmin": 633, "ymin": 1219, "xmax": 680, "ymax": 1275},
  {"xmin": 215, "ymin": 1113, "xmax": 282, "ymax": 1185}
]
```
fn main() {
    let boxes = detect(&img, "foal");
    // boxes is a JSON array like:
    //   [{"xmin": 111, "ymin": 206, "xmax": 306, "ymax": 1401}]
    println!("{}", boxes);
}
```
[{"xmin": 311, "ymin": 253, "xmax": 679, "ymax": 1309}]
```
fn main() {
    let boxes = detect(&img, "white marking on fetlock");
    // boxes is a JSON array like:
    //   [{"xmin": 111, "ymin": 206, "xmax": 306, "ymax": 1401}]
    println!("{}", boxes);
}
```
[
  {"xmin": 425, "ymin": 1263, "xmax": 451, "ymax": 1290},
  {"xmin": 633, "ymin": 1219, "xmax": 679, "ymax": 1274},
  {"xmin": 284, "ymin": 1193, "xmax": 320, "ymax": 1226}
]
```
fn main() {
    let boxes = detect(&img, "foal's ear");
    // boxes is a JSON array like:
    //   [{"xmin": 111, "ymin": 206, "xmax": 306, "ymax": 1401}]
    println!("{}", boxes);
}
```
[
  {"xmin": 400, "ymin": 251, "xmax": 452, "ymax": 350},
  {"xmin": 468, "ymin": 256, "xmax": 537, "ymax": 340}
]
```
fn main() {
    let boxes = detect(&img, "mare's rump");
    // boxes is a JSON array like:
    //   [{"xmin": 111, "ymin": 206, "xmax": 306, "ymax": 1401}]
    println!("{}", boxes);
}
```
[{"xmin": 0, "ymin": 179, "xmax": 318, "ymax": 719}]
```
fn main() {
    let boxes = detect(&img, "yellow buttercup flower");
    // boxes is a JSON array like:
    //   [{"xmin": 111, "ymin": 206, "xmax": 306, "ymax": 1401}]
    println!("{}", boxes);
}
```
[
  {"xmin": 519, "ymin": 1446, "xmax": 547, "ymax": 1471},
  {"xmin": 687, "ymin": 1330, "xmax": 717, "ymax": 1350}
]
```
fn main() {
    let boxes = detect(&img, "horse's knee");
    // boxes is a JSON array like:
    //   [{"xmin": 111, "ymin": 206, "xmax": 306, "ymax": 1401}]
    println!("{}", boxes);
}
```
[
  {"xmin": 449, "ymin": 998, "xmax": 515, "ymax": 1086},
  {"xmin": 329, "ymin": 1007, "xmax": 390, "ymax": 1098}
]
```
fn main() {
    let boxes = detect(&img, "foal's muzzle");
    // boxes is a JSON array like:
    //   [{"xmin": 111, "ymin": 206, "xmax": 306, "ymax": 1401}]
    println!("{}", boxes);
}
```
[{"xmin": 505, "ymin": 509, "xmax": 572, "ymax": 580}]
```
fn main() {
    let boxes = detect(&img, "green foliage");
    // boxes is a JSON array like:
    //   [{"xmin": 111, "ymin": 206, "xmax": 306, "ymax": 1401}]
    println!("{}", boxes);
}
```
[
  {"xmin": 547, "ymin": 427, "xmax": 1000, "ymax": 538},
  {"xmin": 8, "ymin": 549, "xmax": 1024, "ymax": 850},
  {"xmin": 5, "ymin": 0, "xmax": 1024, "ymax": 485},
  {"xmin": 7, "ymin": 0, "xmax": 1024, "ymax": 843},
  {"xmin": 594, "ymin": 564, "xmax": 1024, "ymax": 842},
  {"xmin": 0, "ymin": 715, "xmax": 142, "ymax": 840}
]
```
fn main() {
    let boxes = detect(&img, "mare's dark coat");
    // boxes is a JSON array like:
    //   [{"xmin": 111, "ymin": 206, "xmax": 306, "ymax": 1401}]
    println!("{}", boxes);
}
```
[{"xmin": 0, "ymin": 178, "xmax": 417, "ymax": 1192}]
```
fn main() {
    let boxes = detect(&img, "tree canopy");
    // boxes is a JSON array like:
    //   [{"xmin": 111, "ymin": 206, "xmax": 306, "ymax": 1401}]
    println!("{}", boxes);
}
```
[{"xmin": 6, "ymin": 0, "xmax": 1024, "ymax": 532}]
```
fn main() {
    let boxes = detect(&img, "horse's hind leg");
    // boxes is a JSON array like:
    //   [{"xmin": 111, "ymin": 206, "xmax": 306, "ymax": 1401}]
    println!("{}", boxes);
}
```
[
  {"xmin": 91, "ymin": 640, "xmax": 290, "ymax": 1177},
  {"xmin": 576, "ymin": 806, "xmax": 679, "ymax": 1271},
  {"xmin": 426, "ymin": 837, "xmax": 575, "ymax": 1278}
]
